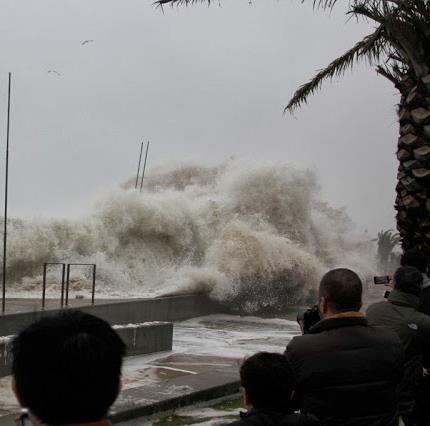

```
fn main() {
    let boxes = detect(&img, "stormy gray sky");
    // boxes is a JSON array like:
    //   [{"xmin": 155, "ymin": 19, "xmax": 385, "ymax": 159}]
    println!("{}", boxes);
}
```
[{"xmin": 0, "ymin": 0, "xmax": 398, "ymax": 235}]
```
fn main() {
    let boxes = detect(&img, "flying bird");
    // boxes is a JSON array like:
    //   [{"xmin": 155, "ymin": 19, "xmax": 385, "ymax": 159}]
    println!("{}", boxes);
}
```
[
  {"xmin": 47, "ymin": 70, "xmax": 61, "ymax": 76},
  {"xmin": 81, "ymin": 39, "xmax": 94, "ymax": 46}
]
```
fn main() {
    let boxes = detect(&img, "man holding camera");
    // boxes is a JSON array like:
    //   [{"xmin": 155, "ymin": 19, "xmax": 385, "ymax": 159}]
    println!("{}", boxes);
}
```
[
  {"xmin": 367, "ymin": 266, "xmax": 430, "ymax": 425},
  {"xmin": 285, "ymin": 268, "xmax": 404, "ymax": 426}
]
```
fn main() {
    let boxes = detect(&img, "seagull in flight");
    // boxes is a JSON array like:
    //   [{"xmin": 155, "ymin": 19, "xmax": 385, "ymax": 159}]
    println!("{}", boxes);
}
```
[
  {"xmin": 47, "ymin": 70, "xmax": 61, "ymax": 76},
  {"xmin": 81, "ymin": 39, "xmax": 94, "ymax": 46}
]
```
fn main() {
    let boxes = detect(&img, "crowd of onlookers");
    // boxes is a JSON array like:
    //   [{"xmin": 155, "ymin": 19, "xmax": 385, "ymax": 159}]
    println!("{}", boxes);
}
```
[{"xmin": 9, "ymin": 249, "xmax": 430, "ymax": 426}]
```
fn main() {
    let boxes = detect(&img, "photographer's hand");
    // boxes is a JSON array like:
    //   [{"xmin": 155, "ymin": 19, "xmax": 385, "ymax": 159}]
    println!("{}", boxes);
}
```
[{"xmin": 298, "ymin": 320, "xmax": 305, "ymax": 335}]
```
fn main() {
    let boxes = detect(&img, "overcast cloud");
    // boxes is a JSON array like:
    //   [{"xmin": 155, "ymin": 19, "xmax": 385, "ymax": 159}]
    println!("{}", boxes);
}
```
[{"xmin": 0, "ymin": 0, "xmax": 398, "ymax": 235}]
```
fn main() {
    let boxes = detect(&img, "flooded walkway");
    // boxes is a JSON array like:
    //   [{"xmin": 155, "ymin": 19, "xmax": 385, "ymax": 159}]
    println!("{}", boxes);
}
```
[
  {"xmin": 0, "ymin": 314, "xmax": 300, "ymax": 424},
  {"xmin": 116, "ymin": 315, "xmax": 300, "ymax": 424}
]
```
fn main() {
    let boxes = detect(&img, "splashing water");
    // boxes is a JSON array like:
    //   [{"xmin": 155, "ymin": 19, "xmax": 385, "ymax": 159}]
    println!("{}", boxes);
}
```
[{"xmin": 5, "ymin": 161, "xmax": 375, "ymax": 312}]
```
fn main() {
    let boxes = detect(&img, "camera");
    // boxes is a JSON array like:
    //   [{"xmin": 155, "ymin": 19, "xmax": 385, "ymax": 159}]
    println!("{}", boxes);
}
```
[
  {"xmin": 297, "ymin": 305, "xmax": 321, "ymax": 334},
  {"xmin": 373, "ymin": 276, "xmax": 391, "ymax": 285}
]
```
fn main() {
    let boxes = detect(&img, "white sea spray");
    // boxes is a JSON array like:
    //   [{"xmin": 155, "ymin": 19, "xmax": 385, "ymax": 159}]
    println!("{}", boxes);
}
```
[{"xmin": 5, "ymin": 161, "xmax": 375, "ymax": 311}]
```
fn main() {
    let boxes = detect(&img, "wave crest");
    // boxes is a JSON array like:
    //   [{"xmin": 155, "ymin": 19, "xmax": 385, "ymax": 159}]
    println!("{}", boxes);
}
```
[{"xmin": 5, "ymin": 161, "xmax": 375, "ymax": 312}]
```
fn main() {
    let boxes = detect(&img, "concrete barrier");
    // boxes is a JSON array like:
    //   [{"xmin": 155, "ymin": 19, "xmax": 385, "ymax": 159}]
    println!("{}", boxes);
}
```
[
  {"xmin": 0, "ymin": 294, "xmax": 225, "ymax": 337},
  {"xmin": 0, "ymin": 336, "xmax": 13, "ymax": 378},
  {"xmin": 114, "ymin": 322, "xmax": 173, "ymax": 357},
  {"xmin": 0, "ymin": 321, "xmax": 173, "ymax": 378}
]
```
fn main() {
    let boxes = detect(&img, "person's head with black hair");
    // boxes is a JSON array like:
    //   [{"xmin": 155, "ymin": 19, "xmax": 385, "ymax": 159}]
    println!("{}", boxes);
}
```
[
  {"xmin": 393, "ymin": 266, "xmax": 423, "ymax": 297},
  {"xmin": 11, "ymin": 310, "xmax": 126, "ymax": 426},
  {"xmin": 400, "ymin": 248, "xmax": 428, "ymax": 274},
  {"xmin": 319, "ymin": 268, "xmax": 362, "ymax": 318},
  {"xmin": 239, "ymin": 352, "xmax": 294, "ymax": 412}
]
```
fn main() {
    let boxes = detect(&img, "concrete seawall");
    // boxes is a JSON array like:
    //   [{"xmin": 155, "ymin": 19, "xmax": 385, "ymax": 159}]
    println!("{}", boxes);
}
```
[
  {"xmin": 114, "ymin": 322, "xmax": 173, "ymax": 357},
  {"xmin": 0, "ymin": 294, "xmax": 225, "ymax": 337},
  {"xmin": 0, "ymin": 294, "xmax": 220, "ymax": 378},
  {"xmin": 0, "ymin": 321, "xmax": 174, "ymax": 378}
]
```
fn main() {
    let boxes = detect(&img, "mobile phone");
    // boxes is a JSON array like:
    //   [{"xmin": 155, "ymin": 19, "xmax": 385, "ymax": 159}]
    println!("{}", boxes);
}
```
[{"xmin": 374, "ymin": 276, "xmax": 390, "ymax": 285}]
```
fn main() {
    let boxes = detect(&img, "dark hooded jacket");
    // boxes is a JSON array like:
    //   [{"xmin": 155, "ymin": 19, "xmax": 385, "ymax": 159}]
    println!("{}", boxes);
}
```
[
  {"xmin": 419, "ymin": 275, "xmax": 430, "ymax": 369},
  {"xmin": 285, "ymin": 313, "xmax": 404, "ymax": 426},
  {"xmin": 227, "ymin": 408, "xmax": 319, "ymax": 426},
  {"xmin": 367, "ymin": 290, "xmax": 430, "ymax": 417},
  {"xmin": 367, "ymin": 290, "xmax": 430, "ymax": 362},
  {"xmin": 419, "ymin": 274, "xmax": 430, "ymax": 317}
]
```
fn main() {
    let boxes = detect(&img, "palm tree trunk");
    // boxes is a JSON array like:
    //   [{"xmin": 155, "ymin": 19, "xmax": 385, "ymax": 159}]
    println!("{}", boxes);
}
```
[{"xmin": 395, "ymin": 73, "xmax": 430, "ymax": 256}]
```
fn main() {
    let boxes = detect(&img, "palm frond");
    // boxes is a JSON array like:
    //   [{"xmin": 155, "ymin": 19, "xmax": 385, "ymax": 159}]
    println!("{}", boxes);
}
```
[
  {"xmin": 376, "ymin": 228, "xmax": 400, "ymax": 268},
  {"xmin": 153, "ymin": 0, "xmax": 430, "ymax": 108},
  {"xmin": 384, "ymin": 15, "xmax": 430, "ymax": 77},
  {"xmin": 376, "ymin": 65, "xmax": 401, "ymax": 88},
  {"xmin": 377, "ymin": 229, "xmax": 401, "ymax": 249},
  {"xmin": 351, "ymin": 1, "xmax": 385, "ymax": 22},
  {"xmin": 155, "ymin": 0, "xmax": 210, "ymax": 7},
  {"xmin": 310, "ymin": 0, "xmax": 340, "ymax": 10},
  {"xmin": 286, "ymin": 25, "xmax": 386, "ymax": 113}
]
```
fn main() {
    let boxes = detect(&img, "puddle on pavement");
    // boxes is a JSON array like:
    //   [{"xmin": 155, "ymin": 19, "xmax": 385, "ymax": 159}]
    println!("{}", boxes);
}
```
[
  {"xmin": 122, "ymin": 365, "xmax": 195, "ymax": 391},
  {"xmin": 121, "ymin": 397, "xmax": 243, "ymax": 426},
  {"xmin": 154, "ymin": 367, "xmax": 193, "ymax": 380}
]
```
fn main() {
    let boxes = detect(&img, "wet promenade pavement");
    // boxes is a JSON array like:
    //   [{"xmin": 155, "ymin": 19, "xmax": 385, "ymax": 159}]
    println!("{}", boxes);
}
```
[{"xmin": 0, "ymin": 314, "xmax": 300, "ymax": 424}]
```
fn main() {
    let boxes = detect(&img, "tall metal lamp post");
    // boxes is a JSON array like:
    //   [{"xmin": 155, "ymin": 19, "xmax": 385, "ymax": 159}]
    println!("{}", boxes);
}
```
[{"xmin": 2, "ymin": 72, "xmax": 12, "ymax": 314}]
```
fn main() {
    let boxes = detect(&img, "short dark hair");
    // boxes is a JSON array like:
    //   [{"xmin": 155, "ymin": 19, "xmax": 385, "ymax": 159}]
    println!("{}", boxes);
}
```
[
  {"xmin": 319, "ymin": 268, "xmax": 362, "ymax": 312},
  {"xmin": 401, "ymin": 248, "xmax": 428, "ymax": 274},
  {"xmin": 11, "ymin": 310, "xmax": 126, "ymax": 425},
  {"xmin": 394, "ymin": 266, "xmax": 423, "ymax": 297},
  {"xmin": 240, "ymin": 352, "xmax": 294, "ymax": 412}
]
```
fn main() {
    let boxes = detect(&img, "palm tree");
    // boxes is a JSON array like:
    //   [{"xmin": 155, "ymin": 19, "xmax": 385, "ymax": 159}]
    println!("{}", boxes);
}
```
[
  {"xmin": 286, "ymin": 1, "xmax": 430, "ymax": 257},
  {"xmin": 374, "ymin": 229, "xmax": 401, "ymax": 270},
  {"xmin": 155, "ymin": 0, "xmax": 430, "ymax": 255}
]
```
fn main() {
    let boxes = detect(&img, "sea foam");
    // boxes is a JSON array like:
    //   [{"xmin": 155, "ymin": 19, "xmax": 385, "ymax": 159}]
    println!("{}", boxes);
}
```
[{"xmin": 5, "ymin": 161, "xmax": 375, "ymax": 312}]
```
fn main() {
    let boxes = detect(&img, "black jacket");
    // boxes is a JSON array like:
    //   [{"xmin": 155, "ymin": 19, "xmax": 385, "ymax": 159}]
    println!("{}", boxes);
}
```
[
  {"xmin": 228, "ymin": 409, "xmax": 319, "ymax": 426},
  {"xmin": 285, "ymin": 314, "xmax": 404, "ymax": 426}
]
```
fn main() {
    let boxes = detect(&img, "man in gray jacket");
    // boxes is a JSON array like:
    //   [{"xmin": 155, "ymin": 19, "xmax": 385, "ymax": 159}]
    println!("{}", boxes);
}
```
[
  {"xmin": 367, "ymin": 266, "xmax": 430, "ymax": 425},
  {"xmin": 400, "ymin": 250, "xmax": 430, "ymax": 426},
  {"xmin": 400, "ymin": 248, "xmax": 430, "ymax": 315}
]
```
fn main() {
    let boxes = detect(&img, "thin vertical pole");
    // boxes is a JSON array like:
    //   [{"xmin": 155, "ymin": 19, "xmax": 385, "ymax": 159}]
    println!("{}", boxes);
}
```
[
  {"xmin": 139, "ymin": 141, "xmax": 150, "ymax": 192},
  {"xmin": 42, "ymin": 263, "xmax": 47, "ymax": 309},
  {"xmin": 65, "ymin": 264, "xmax": 70, "ymax": 307},
  {"xmin": 2, "ymin": 73, "xmax": 11, "ymax": 314},
  {"xmin": 91, "ymin": 264, "xmax": 96, "ymax": 305},
  {"xmin": 134, "ymin": 142, "xmax": 144, "ymax": 190},
  {"xmin": 60, "ymin": 263, "xmax": 66, "ymax": 308}
]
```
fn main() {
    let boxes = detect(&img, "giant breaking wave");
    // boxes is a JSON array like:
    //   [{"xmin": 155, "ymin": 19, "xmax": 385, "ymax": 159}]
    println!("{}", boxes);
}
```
[{"xmin": 6, "ymin": 162, "xmax": 375, "ymax": 312}]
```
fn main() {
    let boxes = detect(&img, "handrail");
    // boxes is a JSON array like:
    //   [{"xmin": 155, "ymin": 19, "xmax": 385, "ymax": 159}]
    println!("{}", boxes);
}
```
[
  {"xmin": 42, "ymin": 263, "xmax": 66, "ymax": 309},
  {"xmin": 65, "ymin": 263, "xmax": 97, "ymax": 306}
]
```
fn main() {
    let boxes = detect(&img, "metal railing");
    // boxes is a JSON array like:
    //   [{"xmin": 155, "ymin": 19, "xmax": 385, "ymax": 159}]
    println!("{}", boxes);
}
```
[
  {"xmin": 42, "ymin": 263, "xmax": 66, "ymax": 309},
  {"xmin": 65, "ymin": 263, "xmax": 97, "ymax": 307},
  {"xmin": 41, "ymin": 263, "xmax": 96, "ymax": 309}
]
